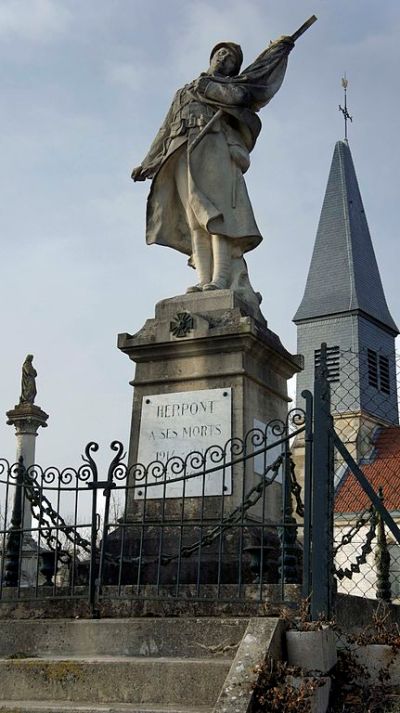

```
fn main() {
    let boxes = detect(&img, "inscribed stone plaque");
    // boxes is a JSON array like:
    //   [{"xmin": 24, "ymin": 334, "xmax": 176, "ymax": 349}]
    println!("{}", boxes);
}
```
[{"xmin": 136, "ymin": 388, "xmax": 232, "ymax": 499}]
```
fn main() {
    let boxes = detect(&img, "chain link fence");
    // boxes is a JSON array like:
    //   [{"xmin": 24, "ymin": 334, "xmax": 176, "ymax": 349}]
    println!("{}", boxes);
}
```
[{"xmin": 332, "ymin": 348, "xmax": 400, "ymax": 601}]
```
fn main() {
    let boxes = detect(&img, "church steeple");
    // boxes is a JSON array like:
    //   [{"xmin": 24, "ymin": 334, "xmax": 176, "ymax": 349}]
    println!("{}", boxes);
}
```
[
  {"xmin": 294, "ymin": 139, "xmax": 398, "ymax": 427},
  {"xmin": 294, "ymin": 140, "xmax": 397, "ymax": 333}
]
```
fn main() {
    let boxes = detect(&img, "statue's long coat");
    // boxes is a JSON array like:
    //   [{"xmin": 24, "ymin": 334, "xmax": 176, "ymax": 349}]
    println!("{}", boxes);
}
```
[{"xmin": 140, "ymin": 39, "xmax": 293, "ymax": 257}]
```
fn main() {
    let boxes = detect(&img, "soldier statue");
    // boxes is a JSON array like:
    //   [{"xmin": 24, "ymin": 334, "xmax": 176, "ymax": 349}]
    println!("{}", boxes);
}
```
[{"xmin": 132, "ymin": 20, "xmax": 315, "ymax": 297}]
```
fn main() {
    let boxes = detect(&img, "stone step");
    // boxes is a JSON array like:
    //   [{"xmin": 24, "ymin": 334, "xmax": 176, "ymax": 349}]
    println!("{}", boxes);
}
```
[
  {"xmin": 0, "ymin": 702, "xmax": 212, "ymax": 713},
  {"xmin": 0, "ymin": 656, "xmax": 230, "ymax": 705},
  {"xmin": 0, "ymin": 617, "xmax": 246, "ymax": 659}
]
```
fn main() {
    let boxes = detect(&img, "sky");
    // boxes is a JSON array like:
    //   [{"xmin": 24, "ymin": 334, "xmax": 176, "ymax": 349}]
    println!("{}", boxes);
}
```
[{"xmin": 0, "ymin": 0, "xmax": 399, "ymax": 474}]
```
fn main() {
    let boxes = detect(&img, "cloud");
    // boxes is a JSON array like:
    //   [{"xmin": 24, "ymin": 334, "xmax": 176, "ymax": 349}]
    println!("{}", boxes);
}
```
[{"xmin": 0, "ymin": 0, "xmax": 71, "ymax": 42}]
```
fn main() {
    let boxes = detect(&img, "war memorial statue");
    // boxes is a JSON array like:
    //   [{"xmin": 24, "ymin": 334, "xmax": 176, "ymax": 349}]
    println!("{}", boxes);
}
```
[
  {"xmin": 131, "ymin": 17, "xmax": 316, "ymax": 299},
  {"xmin": 120, "ymin": 18, "xmax": 314, "ymax": 522}
]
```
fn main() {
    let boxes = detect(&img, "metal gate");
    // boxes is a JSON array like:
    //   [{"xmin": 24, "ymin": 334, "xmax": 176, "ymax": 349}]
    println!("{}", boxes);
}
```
[{"xmin": 302, "ymin": 344, "xmax": 400, "ymax": 619}]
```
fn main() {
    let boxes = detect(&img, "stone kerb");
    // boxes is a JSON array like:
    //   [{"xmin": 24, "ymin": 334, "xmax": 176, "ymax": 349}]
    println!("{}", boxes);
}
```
[{"xmin": 213, "ymin": 617, "xmax": 284, "ymax": 713}]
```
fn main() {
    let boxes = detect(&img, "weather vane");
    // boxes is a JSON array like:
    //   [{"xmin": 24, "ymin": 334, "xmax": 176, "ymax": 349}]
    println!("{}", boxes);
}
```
[{"xmin": 339, "ymin": 74, "xmax": 352, "ymax": 141}]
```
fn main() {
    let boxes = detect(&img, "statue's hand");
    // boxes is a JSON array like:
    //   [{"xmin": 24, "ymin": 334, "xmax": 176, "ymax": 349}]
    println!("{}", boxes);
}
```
[
  {"xmin": 131, "ymin": 165, "xmax": 148, "ymax": 182},
  {"xmin": 193, "ymin": 76, "xmax": 209, "ymax": 94},
  {"xmin": 271, "ymin": 34, "xmax": 295, "ymax": 48}
]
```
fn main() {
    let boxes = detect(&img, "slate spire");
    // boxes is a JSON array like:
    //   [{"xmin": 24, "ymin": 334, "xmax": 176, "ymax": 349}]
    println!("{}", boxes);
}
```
[{"xmin": 294, "ymin": 140, "xmax": 398, "ymax": 334}]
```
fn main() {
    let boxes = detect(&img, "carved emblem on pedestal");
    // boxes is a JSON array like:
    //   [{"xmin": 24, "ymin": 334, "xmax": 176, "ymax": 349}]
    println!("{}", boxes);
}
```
[{"xmin": 170, "ymin": 312, "xmax": 194, "ymax": 338}]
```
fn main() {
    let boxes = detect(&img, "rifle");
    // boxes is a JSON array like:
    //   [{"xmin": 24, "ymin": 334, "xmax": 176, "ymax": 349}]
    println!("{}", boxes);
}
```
[
  {"xmin": 292, "ymin": 14, "xmax": 317, "ymax": 42},
  {"xmin": 189, "ymin": 15, "xmax": 317, "ymax": 155}
]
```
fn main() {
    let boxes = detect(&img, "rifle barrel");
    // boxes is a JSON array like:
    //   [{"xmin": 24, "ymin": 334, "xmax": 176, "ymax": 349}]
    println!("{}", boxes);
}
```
[{"xmin": 291, "ymin": 15, "xmax": 317, "ymax": 42}]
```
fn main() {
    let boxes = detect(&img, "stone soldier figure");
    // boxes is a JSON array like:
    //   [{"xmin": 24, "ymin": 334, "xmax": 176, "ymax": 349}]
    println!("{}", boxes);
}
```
[
  {"xmin": 19, "ymin": 354, "xmax": 37, "ymax": 405},
  {"xmin": 132, "ymin": 35, "xmax": 294, "ymax": 296}
]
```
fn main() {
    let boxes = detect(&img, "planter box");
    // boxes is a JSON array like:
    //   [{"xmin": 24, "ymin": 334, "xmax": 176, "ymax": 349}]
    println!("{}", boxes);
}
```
[
  {"xmin": 353, "ymin": 644, "xmax": 400, "ymax": 685},
  {"xmin": 286, "ymin": 628, "xmax": 337, "ymax": 673},
  {"xmin": 287, "ymin": 675, "xmax": 331, "ymax": 713}
]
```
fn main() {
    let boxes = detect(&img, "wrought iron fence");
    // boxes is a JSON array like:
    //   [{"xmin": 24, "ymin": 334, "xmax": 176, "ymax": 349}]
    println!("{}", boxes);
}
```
[
  {"xmin": 2, "ymin": 344, "xmax": 397, "ymax": 619},
  {"xmin": 0, "ymin": 410, "xmax": 307, "ymax": 615}
]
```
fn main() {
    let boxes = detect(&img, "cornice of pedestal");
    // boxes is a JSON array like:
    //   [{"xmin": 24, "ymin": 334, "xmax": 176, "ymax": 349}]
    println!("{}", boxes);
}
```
[
  {"xmin": 119, "ymin": 306, "xmax": 303, "ymax": 379},
  {"xmin": 6, "ymin": 402, "xmax": 49, "ymax": 434}
]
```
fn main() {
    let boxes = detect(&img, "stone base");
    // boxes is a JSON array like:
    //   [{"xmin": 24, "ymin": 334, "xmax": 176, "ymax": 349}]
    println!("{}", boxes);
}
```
[
  {"xmin": 0, "ymin": 584, "xmax": 303, "ymax": 619},
  {"xmin": 99, "ymin": 523, "xmax": 281, "ymax": 586},
  {"xmin": 119, "ymin": 291, "xmax": 301, "ymax": 507},
  {"xmin": 118, "ymin": 290, "xmax": 302, "ymax": 583}
]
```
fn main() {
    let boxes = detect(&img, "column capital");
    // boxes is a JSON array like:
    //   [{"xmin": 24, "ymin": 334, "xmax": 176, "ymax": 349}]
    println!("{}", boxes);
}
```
[{"xmin": 6, "ymin": 403, "xmax": 49, "ymax": 435}]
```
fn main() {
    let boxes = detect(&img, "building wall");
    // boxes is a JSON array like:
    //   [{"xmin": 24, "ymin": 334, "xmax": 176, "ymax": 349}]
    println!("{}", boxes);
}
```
[
  {"xmin": 296, "ymin": 313, "xmax": 361, "ymax": 412},
  {"xmin": 358, "ymin": 316, "xmax": 399, "ymax": 424},
  {"xmin": 296, "ymin": 313, "xmax": 398, "ymax": 426}
]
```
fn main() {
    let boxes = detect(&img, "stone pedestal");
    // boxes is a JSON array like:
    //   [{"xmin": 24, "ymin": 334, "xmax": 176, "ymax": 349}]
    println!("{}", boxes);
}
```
[
  {"xmin": 120, "ymin": 291, "xmax": 299, "ymax": 499},
  {"xmin": 116, "ymin": 291, "xmax": 301, "ymax": 585}
]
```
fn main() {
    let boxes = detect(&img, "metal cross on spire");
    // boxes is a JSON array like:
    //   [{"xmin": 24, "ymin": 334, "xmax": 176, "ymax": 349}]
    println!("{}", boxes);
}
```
[{"xmin": 339, "ymin": 74, "xmax": 353, "ymax": 141}]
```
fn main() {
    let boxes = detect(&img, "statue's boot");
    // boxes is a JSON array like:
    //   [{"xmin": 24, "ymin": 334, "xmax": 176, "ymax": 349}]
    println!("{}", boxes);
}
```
[
  {"xmin": 186, "ymin": 229, "xmax": 212, "ymax": 293},
  {"xmin": 203, "ymin": 235, "xmax": 231, "ymax": 290}
]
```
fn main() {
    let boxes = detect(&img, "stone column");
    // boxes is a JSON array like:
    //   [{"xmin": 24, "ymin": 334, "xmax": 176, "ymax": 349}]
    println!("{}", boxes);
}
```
[{"xmin": 6, "ymin": 403, "xmax": 48, "ymax": 531}]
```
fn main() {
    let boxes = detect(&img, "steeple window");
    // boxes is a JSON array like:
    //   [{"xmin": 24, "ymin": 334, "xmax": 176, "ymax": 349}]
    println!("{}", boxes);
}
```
[
  {"xmin": 379, "ymin": 355, "xmax": 391, "ymax": 394},
  {"xmin": 367, "ymin": 349, "xmax": 391, "ymax": 395},
  {"xmin": 367, "ymin": 349, "xmax": 378, "ymax": 388},
  {"xmin": 314, "ymin": 346, "xmax": 340, "ymax": 383}
]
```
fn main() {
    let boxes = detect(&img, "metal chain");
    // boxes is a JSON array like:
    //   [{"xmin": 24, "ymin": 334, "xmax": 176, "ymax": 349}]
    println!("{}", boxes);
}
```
[
  {"xmin": 289, "ymin": 457, "xmax": 304, "ymax": 517},
  {"xmin": 333, "ymin": 506, "xmax": 374, "ymax": 555},
  {"xmin": 159, "ymin": 453, "xmax": 284, "ymax": 565},
  {"xmin": 20, "ymin": 452, "xmax": 284, "ymax": 570},
  {"xmin": 22, "ymin": 471, "xmax": 92, "ymax": 563},
  {"xmin": 334, "ymin": 508, "xmax": 377, "ymax": 580}
]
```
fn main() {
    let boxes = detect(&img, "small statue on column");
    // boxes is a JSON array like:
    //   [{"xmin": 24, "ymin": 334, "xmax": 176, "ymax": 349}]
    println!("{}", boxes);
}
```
[
  {"xmin": 19, "ymin": 354, "xmax": 37, "ymax": 405},
  {"xmin": 5, "ymin": 354, "xmax": 48, "ymax": 586}
]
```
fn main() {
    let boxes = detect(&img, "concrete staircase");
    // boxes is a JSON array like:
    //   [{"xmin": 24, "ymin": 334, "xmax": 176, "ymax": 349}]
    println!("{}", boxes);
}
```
[{"xmin": 0, "ymin": 618, "xmax": 248, "ymax": 713}]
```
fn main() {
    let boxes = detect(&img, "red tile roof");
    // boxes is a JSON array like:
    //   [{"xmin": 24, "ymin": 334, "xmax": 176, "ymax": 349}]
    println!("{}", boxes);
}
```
[{"xmin": 335, "ymin": 426, "xmax": 400, "ymax": 513}]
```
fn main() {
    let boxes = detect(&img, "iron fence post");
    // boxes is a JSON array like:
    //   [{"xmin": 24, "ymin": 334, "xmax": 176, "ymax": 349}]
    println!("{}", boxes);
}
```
[
  {"xmin": 4, "ymin": 457, "xmax": 25, "ymax": 587},
  {"xmin": 280, "ymin": 438, "xmax": 300, "ymax": 585},
  {"xmin": 89, "ymin": 486, "xmax": 99, "ymax": 617},
  {"xmin": 85, "ymin": 441, "xmax": 120, "ymax": 617},
  {"xmin": 301, "ymin": 390, "xmax": 313, "ymax": 601},
  {"xmin": 97, "ymin": 441, "xmax": 121, "ymax": 596},
  {"xmin": 83, "ymin": 442, "xmax": 101, "ymax": 618},
  {"xmin": 311, "ymin": 343, "xmax": 335, "ymax": 620}
]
